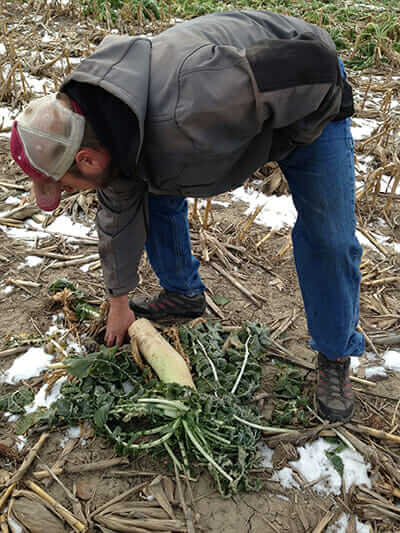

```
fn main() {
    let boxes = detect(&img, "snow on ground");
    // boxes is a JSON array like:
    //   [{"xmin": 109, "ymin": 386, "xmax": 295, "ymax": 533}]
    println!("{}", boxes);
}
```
[
  {"xmin": 24, "ymin": 376, "xmax": 67, "ymax": 414},
  {"xmin": 230, "ymin": 187, "xmax": 297, "ymax": 230},
  {"xmin": 356, "ymin": 229, "xmax": 400, "ymax": 256},
  {"xmin": 351, "ymin": 118, "xmax": 377, "ymax": 141},
  {"xmin": 327, "ymin": 513, "xmax": 371, "ymax": 533},
  {"xmin": 0, "ymin": 106, "xmax": 14, "ymax": 131},
  {"xmin": 270, "ymin": 438, "xmax": 371, "ymax": 496},
  {"xmin": 17, "ymin": 255, "xmax": 43, "ymax": 269},
  {"xmin": 60, "ymin": 426, "xmax": 81, "ymax": 448},
  {"xmin": 384, "ymin": 350, "xmax": 400, "ymax": 371},
  {"xmin": 0, "ymin": 347, "xmax": 53, "ymax": 384},
  {"xmin": 0, "ymin": 214, "xmax": 96, "ymax": 243},
  {"xmin": 365, "ymin": 366, "xmax": 387, "ymax": 379},
  {"xmin": 259, "ymin": 438, "xmax": 372, "ymax": 530}
]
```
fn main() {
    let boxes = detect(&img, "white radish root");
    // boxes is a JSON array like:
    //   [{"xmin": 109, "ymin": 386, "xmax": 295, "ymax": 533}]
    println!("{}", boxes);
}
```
[{"xmin": 128, "ymin": 318, "xmax": 195, "ymax": 389}]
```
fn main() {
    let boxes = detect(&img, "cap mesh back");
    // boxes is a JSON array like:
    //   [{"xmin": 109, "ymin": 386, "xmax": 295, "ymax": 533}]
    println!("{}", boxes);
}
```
[{"xmin": 16, "ymin": 94, "xmax": 84, "ymax": 180}]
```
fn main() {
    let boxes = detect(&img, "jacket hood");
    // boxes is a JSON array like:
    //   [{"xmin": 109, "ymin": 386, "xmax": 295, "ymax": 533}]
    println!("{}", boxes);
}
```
[{"xmin": 61, "ymin": 35, "xmax": 151, "ymax": 167}]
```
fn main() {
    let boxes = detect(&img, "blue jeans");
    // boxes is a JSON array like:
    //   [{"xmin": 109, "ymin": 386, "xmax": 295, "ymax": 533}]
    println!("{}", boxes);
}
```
[
  {"xmin": 145, "ymin": 71, "xmax": 365, "ymax": 361},
  {"xmin": 145, "ymin": 194, "xmax": 206, "ymax": 296},
  {"xmin": 278, "ymin": 117, "xmax": 364, "ymax": 360}
]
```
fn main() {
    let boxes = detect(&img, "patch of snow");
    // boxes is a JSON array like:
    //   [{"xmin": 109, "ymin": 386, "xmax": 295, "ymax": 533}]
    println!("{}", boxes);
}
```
[
  {"xmin": 18, "ymin": 255, "xmax": 43, "ymax": 269},
  {"xmin": 327, "ymin": 513, "xmax": 371, "ymax": 533},
  {"xmin": 365, "ymin": 366, "xmax": 387, "ymax": 379},
  {"xmin": 66, "ymin": 340, "xmax": 82, "ymax": 354},
  {"xmin": 15, "ymin": 436, "xmax": 27, "ymax": 452},
  {"xmin": 4, "ymin": 196, "xmax": 21, "ymax": 205},
  {"xmin": 351, "ymin": 357, "xmax": 361, "ymax": 373},
  {"xmin": 47, "ymin": 324, "xmax": 66, "ymax": 336},
  {"xmin": 383, "ymin": 350, "xmax": 400, "ymax": 372},
  {"xmin": 60, "ymin": 425, "xmax": 81, "ymax": 448},
  {"xmin": 25, "ymin": 377, "xmax": 67, "ymax": 414},
  {"xmin": 258, "ymin": 442, "xmax": 274, "ymax": 468},
  {"xmin": 0, "ymin": 285, "xmax": 14, "ymax": 295},
  {"xmin": 351, "ymin": 118, "xmax": 377, "ymax": 141},
  {"xmin": 0, "ymin": 347, "xmax": 53, "ymax": 384},
  {"xmin": 272, "ymin": 466, "xmax": 299, "ymax": 489},
  {"xmin": 31, "ymin": 214, "xmax": 95, "ymax": 238},
  {"xmin": 231, "ymin": 187, "xmax": 297, "ymax": 230},
  {"xmin": 286, "ymin": 439, "xmax": 371, "ymax": 496},
  {"xmin": 2, "ymin": 214, "xmax": 96, "ymax": 243}
]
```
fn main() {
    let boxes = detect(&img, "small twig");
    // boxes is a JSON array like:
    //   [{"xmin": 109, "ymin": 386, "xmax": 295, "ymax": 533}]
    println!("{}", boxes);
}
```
[
  {"xmin": 5, "ymin": 433, "xmax": 49, "ymax": 488},
  {"xmin": 350, "ymin": 376, "xmax": 376, "ymax": 387},
  {"xmin": 25, "ymin": 480, "xmax": 86, "ymax": 533},
  {"xmin": 349, "ymin": 423, "xmax": 400, "ymax": 444},
  {"xmin": 357, "ymin": 226, "xmax": 392, "ymax": 258},
  {"xmin": 0, "ymin": 513, "xmax": 9, "ymax": 533},
  {"xmin": 0, "ymin": 485, "xmax": 16, "ymax": 513},
  {"xmin": 0, "ymin": 181, "xmax": 27, "ymax": 191},
  {"xmin": 256, "ymin": 229, "xmax": 274, "ymax": 249},
  {"xmin": 34, "ymin": 457, "xmax": 129, "ymax": 479},
  {"xmin": 90, "ymin": 481, "xmax": 148, "ymax": 518},
  {"xmin": 49, "ymin": 254, "xmax": 99, "ymax": 268},
  {"xmin": 391, "ymin": 399, "xmax": 400, "ymax": 428},
  {"xmin": 0, "ymin": 347, "xmax": 28, "ymax": 359},
  {"xmin": 204, "ymin": 293, "xmax": 225, "ymax": 320},
  {"xmin": 306, "ymin": 407, "xmax": 356, "ymax": 451},
  {"xmin": 357, "ymin": 323, "xmax": 380, "ymax": 359},
  {"xmin": 268, "ymin": 337, "xmax": 315, "ymax": 370},
  {"xmin": 311, "ymin": 509, "xmax": 336, "ymax": 533},
  {"xmin": 270, "ymin": 309, "xmax": 298, "ymax": 341},
  {"xmin": 372, "ymin": 335, "xmax": 400, "ymax": 346},
  {"xmin": 211, "ymin": 262, "xmax": 260, "ymax": 307}
]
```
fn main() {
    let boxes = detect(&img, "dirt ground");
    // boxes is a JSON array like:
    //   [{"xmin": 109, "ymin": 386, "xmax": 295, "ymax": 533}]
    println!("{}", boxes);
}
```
[{"xmin": 1, "ymin": 2, "xmax": 400, "ymax": 532}]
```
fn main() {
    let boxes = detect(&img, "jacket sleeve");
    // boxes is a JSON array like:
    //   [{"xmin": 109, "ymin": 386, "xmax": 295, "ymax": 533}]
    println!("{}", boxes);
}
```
[{"xmin": 96, "ymin": 175, "xmax": 148, "ymax": 297}]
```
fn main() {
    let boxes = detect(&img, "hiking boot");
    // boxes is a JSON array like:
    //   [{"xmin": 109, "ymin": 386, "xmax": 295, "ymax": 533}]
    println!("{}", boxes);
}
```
[
  {"xmin": 317, "ymin": 352, "xmax": 354, "ymax": 422},
  {"xmin": 129, "ymin": 289, "xmax": 206, "ymax": 321}
]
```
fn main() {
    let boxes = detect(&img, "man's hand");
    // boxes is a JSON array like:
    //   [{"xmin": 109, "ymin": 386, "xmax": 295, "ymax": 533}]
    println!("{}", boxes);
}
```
[{"xmin": 105, "ymin": 294, "xmax": 135, "ymax": 347}]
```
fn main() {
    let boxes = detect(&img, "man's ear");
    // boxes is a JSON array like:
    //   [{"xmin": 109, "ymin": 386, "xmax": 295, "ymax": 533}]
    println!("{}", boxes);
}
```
[{"xmin": 75, "ymin": 147, "xmax": 111, "ymax": 176}]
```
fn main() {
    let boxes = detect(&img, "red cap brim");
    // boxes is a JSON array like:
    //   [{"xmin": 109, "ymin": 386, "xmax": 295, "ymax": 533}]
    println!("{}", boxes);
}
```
[{"xmin": 33, "ymin": 180, "xmax": 62, "ymax": 211}]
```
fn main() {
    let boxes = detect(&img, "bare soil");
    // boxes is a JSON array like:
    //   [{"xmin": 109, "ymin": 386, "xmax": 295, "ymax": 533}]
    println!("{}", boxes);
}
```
[{"xmin": 1, "ymin": 2, "xmax": 400, "ymax": 532}]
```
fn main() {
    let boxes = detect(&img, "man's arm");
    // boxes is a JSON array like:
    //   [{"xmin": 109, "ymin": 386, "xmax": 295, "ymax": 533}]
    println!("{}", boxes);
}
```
[{"xmin": 96, "ymin": 175, "xmax": 149, "ymax": 345}]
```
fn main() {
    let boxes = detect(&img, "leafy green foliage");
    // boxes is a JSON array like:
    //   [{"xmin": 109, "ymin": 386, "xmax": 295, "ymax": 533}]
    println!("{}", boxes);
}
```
[
  {"xmin": 48, "ymin": 278, "xmax": 100, "ymax": 321},
  {"xmin": 48, "ymin": 278, "xmax": 77, "ymax": 294},
  {"xmin": 15, "ymin": 321, "xmax": 274, "ymax": 495},
  {"xmin": 325, "ymin": 448, "xmax": 345, "ymax": 476},
  {"xmin": 78, "ymin": 0, "xmax": 160, "ymax": 23},
  {"xmin": 0, "ymin": 388, "xmax": 34, "ymax": 414},
  {"xmin": 270, "ymin": 363, "xmax": 313, "ymax": 427},
  {"xmin": 323, "ymin": 439, "xmax": 347, "ymax": 476},
  {"xmin": 179, "ymin": 320, "xmax": 267, "ymax": 400},
  {"xmin": 15, "ymin": 408, "xmax": 49, "ymax": 435},
  {"xmin": 76, "ymin": 0, "xmax": 398, "ymax": 69}
]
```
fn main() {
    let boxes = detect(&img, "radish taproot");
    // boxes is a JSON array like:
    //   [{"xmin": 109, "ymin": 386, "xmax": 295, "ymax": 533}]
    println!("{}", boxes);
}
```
[{"xmin": 128, "ymin": 318, "xmax": 195, "ymax": 389}]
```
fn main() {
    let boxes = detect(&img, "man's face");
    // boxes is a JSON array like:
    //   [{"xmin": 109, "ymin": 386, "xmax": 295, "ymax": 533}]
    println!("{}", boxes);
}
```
[{"xmin": 59, "ymin": 166, "xmax": 112, "ymax": 193}]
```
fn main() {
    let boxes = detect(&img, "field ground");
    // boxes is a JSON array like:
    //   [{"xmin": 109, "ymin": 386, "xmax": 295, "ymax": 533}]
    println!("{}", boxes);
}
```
[{"xmin": 0, "ymin": 1, "xmax": 400, "ymax": 532}]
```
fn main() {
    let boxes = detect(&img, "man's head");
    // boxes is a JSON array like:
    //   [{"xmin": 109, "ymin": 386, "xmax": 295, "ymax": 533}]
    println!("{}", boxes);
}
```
[{"xmin": 10, "ymin": 93, "xmax": 111, "ymax": 211}]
